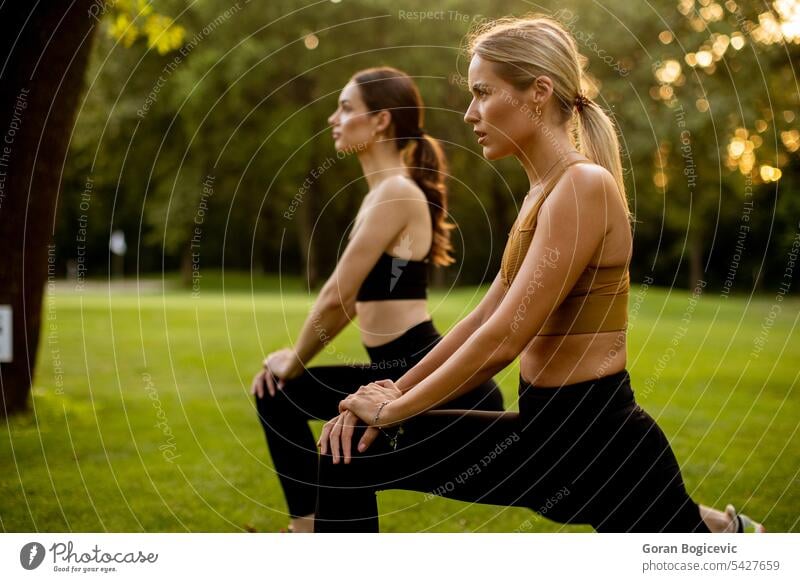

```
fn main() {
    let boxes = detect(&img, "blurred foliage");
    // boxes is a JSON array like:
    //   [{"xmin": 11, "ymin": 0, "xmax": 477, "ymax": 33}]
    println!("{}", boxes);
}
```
[
  {"xmin": 107, "ymin": 0, "xmax": 186, "ymax": 53},
  {"xmin": 57, "ymin": 0, "xmax": 800, "ymax": 291}
]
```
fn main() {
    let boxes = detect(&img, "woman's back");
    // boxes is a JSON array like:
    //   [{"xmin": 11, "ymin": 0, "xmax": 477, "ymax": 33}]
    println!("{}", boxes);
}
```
[{"xmin": 351, "ymin": 175, "xmax": 434, "ymax": 347}]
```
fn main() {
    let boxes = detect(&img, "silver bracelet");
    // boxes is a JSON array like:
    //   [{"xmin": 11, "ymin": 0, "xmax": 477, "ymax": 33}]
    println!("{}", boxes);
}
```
[
  {"xmin": 374, "ymin": 400, "xmax": 404, "ymax": 450},
  {"xmin": 373, "ymin": 400, "xmax": 391, "ymax": 426}
]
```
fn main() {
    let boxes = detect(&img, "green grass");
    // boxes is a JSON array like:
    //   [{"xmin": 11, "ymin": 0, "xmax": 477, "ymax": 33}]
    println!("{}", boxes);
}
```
[{"xmin": 2, "ymin": 273, "xmax": 798, "ymax": 532}]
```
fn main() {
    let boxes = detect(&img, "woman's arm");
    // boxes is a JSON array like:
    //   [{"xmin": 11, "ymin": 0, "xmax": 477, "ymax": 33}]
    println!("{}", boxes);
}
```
[
  {"xmin": 374, "ymin": 166, "xmax": 615, "ymax": 424},
  {"xmin": 394, "ymin": 272, "xmax": 507, "ymax": 394},
  {"xmin": 289, "ymin": 279, "xmax": 357, "ymax": 368},
  {"xmin": 290, "ymin": 178, "xmax": 421, "ymax": 367}
]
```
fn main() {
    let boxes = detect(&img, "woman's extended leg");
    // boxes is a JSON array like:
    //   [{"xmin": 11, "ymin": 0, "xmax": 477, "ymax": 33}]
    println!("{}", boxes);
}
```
[
  {"xmin": 315, "ymin": 371, "xmax": 713, "ymax": 533},
  {"xmin": 315, "ymin": 410, "xmax": 548, "ymax": 532}
]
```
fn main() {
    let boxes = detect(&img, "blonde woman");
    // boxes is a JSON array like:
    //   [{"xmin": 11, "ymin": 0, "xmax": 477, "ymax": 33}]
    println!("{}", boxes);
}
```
[
  {"xmin": 315, "ymin": 17, "xmax": 765, "ymax": 533},
  {"xmin": 253, "ymin": 67, "xmax": 504, "ymax": 533}
]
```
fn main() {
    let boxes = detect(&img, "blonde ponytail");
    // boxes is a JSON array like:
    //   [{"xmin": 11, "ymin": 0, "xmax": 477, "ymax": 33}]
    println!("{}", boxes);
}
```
[{"xmin": 576, "ymin": 99, "xmax": 630, "ymax": 217}]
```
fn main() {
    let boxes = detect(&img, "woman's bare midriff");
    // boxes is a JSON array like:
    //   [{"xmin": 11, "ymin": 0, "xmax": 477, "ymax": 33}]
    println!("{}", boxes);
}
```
[
  {"xmin": 514, "ymin": 183, "xmax": 632, "ymax": 388},
  {"xmin": 356, "ymin": 299, "xmax": 430, "ymax": 347},
  {"xmin": 520, "ymin": 330, "xmax": 627, "ymax": 387}
]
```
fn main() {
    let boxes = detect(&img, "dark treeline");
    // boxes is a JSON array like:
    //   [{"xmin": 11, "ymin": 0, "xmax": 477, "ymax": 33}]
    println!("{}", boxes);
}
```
[{"xmin": 54, "ymin": 0, "xmax": 800, "ymax": 293}]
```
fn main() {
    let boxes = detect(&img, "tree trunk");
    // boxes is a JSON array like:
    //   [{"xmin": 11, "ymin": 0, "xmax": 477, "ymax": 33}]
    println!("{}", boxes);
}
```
[
  {"xmin": 688, "ymin": 233, "xmax": 704, "ymax": 291},
  {"xmin": 0, "ymin": 3, "xmax": 98, "ymax": 416}
]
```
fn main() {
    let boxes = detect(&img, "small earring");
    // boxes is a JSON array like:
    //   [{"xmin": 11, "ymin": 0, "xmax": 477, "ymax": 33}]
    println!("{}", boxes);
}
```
[{"xmin": 535, "ymin": 104, "xmax": 541, "ymax": 117}]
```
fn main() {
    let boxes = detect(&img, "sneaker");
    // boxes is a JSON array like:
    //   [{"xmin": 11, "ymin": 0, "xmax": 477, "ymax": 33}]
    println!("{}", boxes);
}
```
[{"xmin": 725, "ymin": 504, "xmax": 766, "ymax": 533}]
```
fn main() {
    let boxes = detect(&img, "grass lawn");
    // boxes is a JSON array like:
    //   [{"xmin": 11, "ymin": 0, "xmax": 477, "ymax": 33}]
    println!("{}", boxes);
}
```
[{"xmin": 2, "ymin": 271, "xmax": 798, "ymax": 532}]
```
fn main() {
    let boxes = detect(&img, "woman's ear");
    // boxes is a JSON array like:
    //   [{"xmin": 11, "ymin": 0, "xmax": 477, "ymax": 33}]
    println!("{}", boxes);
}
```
[
  {"xmin": 526, "ymin": 75, "xmax": 554, "ymax": 111},
  {"xmin": 372, "ymin": 109, "xmax": 392, "ymax": 135}
]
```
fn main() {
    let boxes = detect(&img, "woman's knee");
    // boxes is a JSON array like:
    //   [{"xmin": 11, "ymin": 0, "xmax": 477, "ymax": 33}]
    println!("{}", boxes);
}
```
[
  {"xmin": 316, "ymin": 448, "xmax": 357, "ymax": 487},
  {"xmin": 254, "ymin": 385, "xmax": 300, "ymax": 422},
  {"xmin": 317, "ymin": 426, "xmax": 385, "ymax": 481}
]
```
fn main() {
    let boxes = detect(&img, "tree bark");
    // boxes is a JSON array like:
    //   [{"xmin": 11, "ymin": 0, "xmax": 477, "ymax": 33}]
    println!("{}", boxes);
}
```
[
  {"xmin": 688, "ymin": 233, "xmax": 704, "ymax": 290},
  {"xmin": 0, "ymin": 3, "xmax": 98, "ymax": 416}
]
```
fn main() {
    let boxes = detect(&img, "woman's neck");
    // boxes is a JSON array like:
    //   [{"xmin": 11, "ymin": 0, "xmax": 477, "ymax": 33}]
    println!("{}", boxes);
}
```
[
  {"xmin": 357, "ymin": 141, "xmax": 409, "ymax": 190},
  {"xmin": 517, "ymin": 127, "xmax": 582, "ymax": 192}
]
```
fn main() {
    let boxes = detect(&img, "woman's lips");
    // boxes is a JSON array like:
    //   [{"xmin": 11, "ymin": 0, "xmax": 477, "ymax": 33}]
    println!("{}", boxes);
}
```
[{"xmin": 474, "ymin": 130, "xmax": 487, "ymax": 144}]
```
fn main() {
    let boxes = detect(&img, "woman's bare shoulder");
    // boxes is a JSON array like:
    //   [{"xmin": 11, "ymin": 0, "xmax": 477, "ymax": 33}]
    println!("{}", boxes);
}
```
[{"xmin": 553, "ymin": 162, "xmax": 619, "ymax": 209}]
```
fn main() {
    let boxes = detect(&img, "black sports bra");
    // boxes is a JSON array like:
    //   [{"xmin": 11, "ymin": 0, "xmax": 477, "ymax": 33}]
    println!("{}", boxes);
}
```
[{"xmin": 356, "ymin": 251, "xmax": 429, "ymax": 301}]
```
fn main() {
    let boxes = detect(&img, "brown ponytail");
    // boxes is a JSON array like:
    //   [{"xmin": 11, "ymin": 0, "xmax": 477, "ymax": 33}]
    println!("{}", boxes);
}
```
[
  {"xmin": 407, "ymin": 132, "xmax": 455, "ymax": 266},
  {"xmin": 352, "ymin": 67, "xmax": 455, "ymax": 266}
]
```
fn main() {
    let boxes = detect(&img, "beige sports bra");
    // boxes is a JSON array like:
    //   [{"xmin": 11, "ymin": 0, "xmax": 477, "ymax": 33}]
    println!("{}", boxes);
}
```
[{"xmin": 499, "ymin": 157, "xmax": 630, "ymax": 336}]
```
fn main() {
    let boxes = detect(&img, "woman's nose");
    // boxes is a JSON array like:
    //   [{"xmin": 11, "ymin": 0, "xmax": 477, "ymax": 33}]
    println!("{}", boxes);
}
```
[{"xmin": 464, "ymin": 101, "xmax": 479, "ymax": 124}]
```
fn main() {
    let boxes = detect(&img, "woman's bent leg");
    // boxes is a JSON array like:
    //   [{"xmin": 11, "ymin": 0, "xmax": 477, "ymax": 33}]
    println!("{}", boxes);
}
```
[
  {"xmin": 316, "ymin": 371, "xmax": 712, "ymax": 533},
  {"xmin": 518, "ymin": 370, "xmax": 711, "ymax": 533},
  {"xmin": 255, "ymin": 365, "xmax": 383, "ymax": 518},
  {"xmin": 586, "ymin": 404, "xmax": 710, "ymax": 533},
  {"xmin": 315, "ymin": 410, "xmax": 537, "ymax": 532}
]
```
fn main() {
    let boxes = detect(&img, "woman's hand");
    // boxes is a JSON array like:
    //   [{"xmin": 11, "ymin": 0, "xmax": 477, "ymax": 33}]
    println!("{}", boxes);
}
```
[
  {"xmin": 317, "ymin": 411, "xmax": 382, "ymax": 464},
  {"xmin": 339, "ymin": 379, "xmax": 403, "ymax": 427},
  {"xmin": 251, "ymin": 348, "xmax": 302, "ymax": 398},
  {"xmin": 317, "ymin": 380, "xmax": 403, "ymax": 464}
]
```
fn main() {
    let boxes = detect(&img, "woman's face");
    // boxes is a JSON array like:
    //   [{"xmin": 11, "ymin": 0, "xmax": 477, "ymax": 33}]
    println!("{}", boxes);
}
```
[
  {"xmin": 328, "ymin": 81, "xmax": 376, "ymax": 153},
  {"xmin": 463, "ymin": 55, "xmax": 537, "ymax": 161}
]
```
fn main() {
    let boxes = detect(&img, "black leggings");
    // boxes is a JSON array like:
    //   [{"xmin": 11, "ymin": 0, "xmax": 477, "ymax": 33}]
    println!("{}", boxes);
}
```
[
  {"xmin": 315, "ymin": 369, "xmax": 710, "ymax": 532},
  {"xmin": 255, "ymin": 319, "xmax": 505, "ymax": 518}
]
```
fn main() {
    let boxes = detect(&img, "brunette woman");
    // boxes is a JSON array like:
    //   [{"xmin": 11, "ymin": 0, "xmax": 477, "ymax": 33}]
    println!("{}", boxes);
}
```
[{"xmin": 253, "ymin": 67, "xmax": 504, "ymax": 533}]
